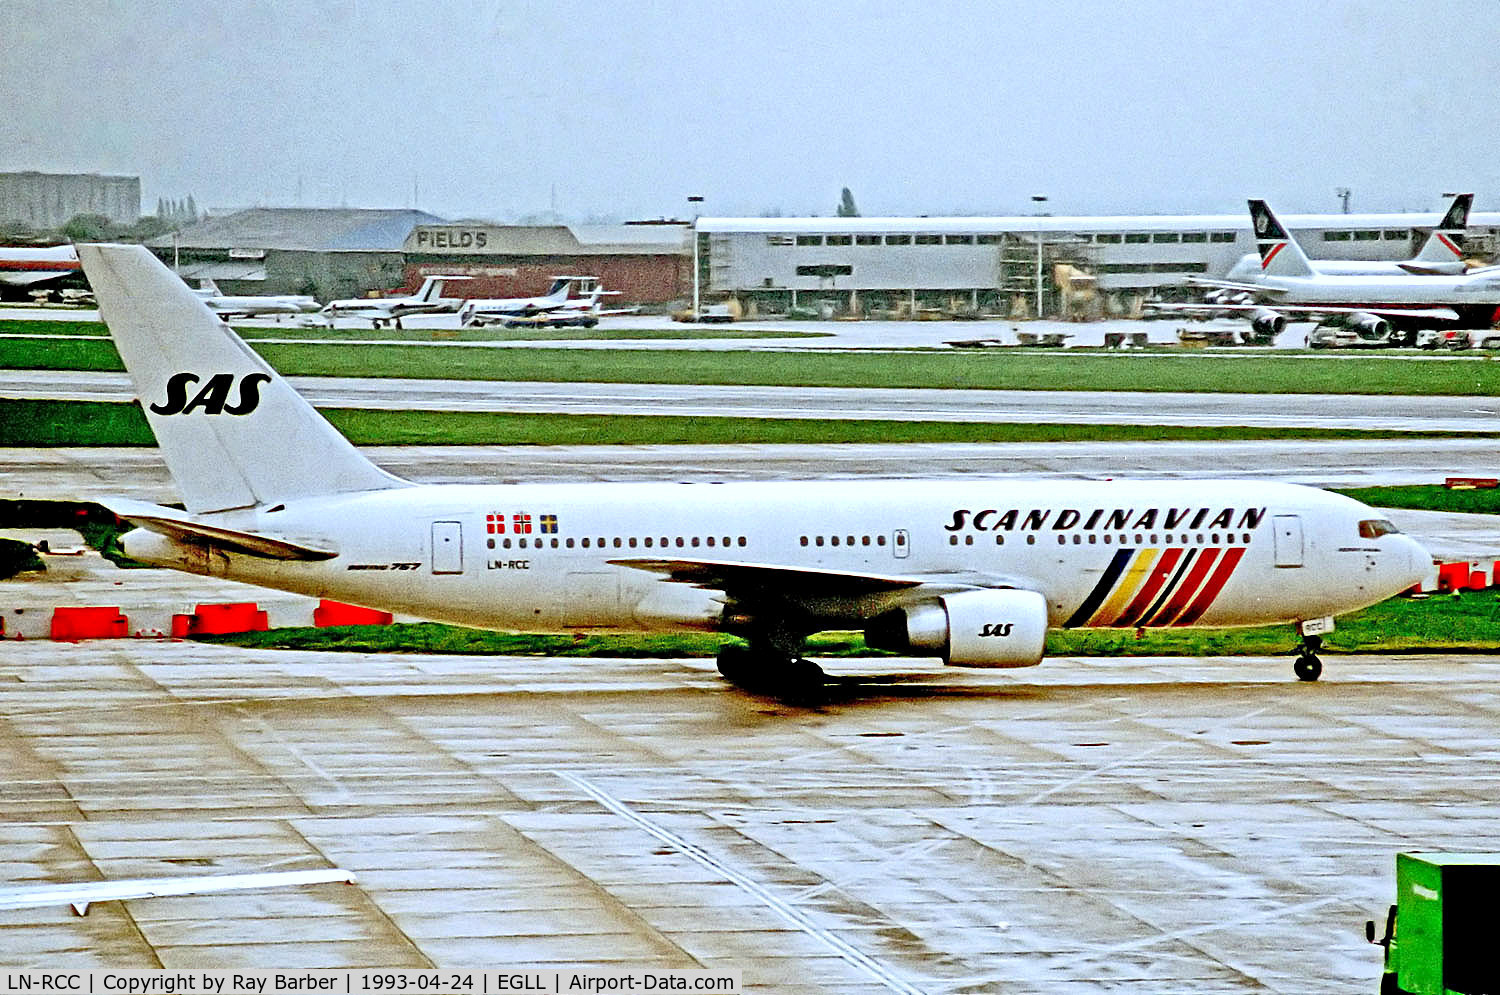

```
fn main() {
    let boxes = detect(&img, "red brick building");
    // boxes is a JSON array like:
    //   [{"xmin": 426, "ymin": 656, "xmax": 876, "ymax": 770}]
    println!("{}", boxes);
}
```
[{"xmin": 402, "ymin": 222, "xmax": 689, "ymax": 304}]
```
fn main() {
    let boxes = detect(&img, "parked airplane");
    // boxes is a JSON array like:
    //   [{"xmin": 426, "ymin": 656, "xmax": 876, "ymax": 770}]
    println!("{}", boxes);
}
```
[
  {"xmin": 1219, "ymin": 194, "xmax": 1474, "ymax": 283},
  {"xmin": 0, "ymin": 245, "xmax": 81, "ymax": 287},
  {"xmin": 79, "ymin": 244, "xmax": 1429, "ymax": 694},
  {"xmin": 1164, "ymin": 200, "xmax": 1500, "ymax": 344},
  {"xmin": 320, "ymin": 275, "xmax": 470, "ymax": 329},
  {"xmin": 192, "ymin": 280, "xmax": 320, "ymax": 320},
  {"xmin": 457, "ymin": 276, "xmax": 607, "ymax": 327}
]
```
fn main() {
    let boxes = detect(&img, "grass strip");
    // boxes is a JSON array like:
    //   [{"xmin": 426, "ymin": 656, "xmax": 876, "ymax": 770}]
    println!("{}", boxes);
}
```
[
  {"xmin": 8, "ymin": 335, "xmax": 1500, "ymax": 395},
  {"xmin": 202, "ymin": 593, "xmax": 1500, "ymax": 658},
  {"xmin": 1, "ymin": 398, "xmax": 1484, "ymax": 448},
  {"xmin": 1331, "ymin": 484, "xmax": 1500, "ymax": 515},
  {"xmin": 0, "ymin": 319, "xmax": 107, "ymax": 337}
]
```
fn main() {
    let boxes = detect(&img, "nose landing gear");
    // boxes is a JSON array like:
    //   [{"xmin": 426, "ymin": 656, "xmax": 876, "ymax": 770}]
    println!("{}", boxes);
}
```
[{"xmin": 1293, "ymin": 634, "xmax": 1323, "ymax": 682}]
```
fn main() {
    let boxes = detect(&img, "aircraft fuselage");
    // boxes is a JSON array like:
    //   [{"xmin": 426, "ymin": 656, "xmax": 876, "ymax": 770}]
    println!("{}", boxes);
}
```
[{"xmin": 124, "ymin": 479, "xmax": 1426, "ymax": 638}]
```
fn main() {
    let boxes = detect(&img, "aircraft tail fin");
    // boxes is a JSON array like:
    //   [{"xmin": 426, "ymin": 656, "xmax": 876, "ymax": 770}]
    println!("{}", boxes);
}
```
[
  {"xmin": 414, "ymin": 276, "xmax": 445, "ymax": 303},
  {"xmin": 79, "ymin": 244, "xmax": 408, "ymax": 514},
  {"xmin": 1247, "ymin": 200, "xmax": 1314, "ymax": 277},
  {"xmin": 1412, "ymin": 192, "xmax": 1472, "ymax": 266},
  {"xmin": 198, "ymin": 279, "xmax": 221, "ymax": 295}
]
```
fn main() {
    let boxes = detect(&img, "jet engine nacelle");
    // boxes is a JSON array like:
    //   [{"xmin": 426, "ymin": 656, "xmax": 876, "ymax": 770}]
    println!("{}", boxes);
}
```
[
  {"xmin": 865, "ymin": 589, "xmax": 1048, "ymax": 668},
  {"xmin": 1250, "ymin": 308, "xmax": 1286, "ymax": 339},
  {"xmin": 1350, "ymin": 312, "xmax": 1392, "ymax": 340}
]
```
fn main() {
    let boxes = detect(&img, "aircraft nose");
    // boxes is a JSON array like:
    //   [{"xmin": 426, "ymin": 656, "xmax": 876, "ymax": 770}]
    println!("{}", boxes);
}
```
[{"xmin": 1400, "ymin": 535, "xmax": 1432, "ymax": 589}]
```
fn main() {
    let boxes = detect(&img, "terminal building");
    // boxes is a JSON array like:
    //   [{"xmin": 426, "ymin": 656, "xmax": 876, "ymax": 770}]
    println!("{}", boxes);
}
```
[{"xmin": 696, "ymin": 211, "xmax": 1500, "ymax": 318}]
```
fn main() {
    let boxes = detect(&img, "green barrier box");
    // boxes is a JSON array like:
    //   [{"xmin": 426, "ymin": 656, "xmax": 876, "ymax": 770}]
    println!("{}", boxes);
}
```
[{"xmin": 1368, "ymin": 853, "xmax": 1500, "ymax": 995}]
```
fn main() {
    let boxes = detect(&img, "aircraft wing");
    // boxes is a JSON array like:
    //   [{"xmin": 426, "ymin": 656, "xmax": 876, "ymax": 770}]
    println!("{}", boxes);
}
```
[
  {"xmin": 1151, "ymin": 301, "xmax": 1460, "ymax": 322},
  {"xmin": 101, "ymin": 498, "xmax": 338, "ymax": 561},
  {"xmin": 0, "ymin": 270, "xmax": 75, "ymax": 287},
  {"xmin": 609, "ymin": 556, "xmax": 925, "ymax": 595},
  {"xmin": 1185, "ymin": 276, "xmax": 1289, "ymax": 295},
  {"xmin": 609, "ymin": 557, "xmax": 1037, "ymax": 606}
]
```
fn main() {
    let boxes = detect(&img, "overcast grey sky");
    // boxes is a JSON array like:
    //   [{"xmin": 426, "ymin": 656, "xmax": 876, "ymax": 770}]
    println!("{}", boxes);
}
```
[{"xmin": 3, "ymin": 0, "xmax": 1497, "ymax": 221}]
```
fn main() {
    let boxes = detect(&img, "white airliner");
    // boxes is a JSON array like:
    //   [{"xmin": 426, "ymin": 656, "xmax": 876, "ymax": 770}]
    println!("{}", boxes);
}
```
[
  {"xmin": 457, "ymin": 276, "xmax": 607, "ymax": 327},
  {"xmin": 0, "ymin": 244, "xmax": 81, "ymax": 287},
  {"xmin": 1167, "ymin": 199, "xmax": 1500, "ymax": 344},
  {"xmin": 1220, "ymin": 193, "xmax": 1474, "ymax": 284},
  {"xmin": 80, "ymin": 244, "xmax": 1429, "ymax": 693},
  {"xmin": 320, "ymin": 275, "xmax": 470, "ymax": 329},
  {"xmin": 192, "ymin": 280, "xmax": 321, "ymax": 320}
]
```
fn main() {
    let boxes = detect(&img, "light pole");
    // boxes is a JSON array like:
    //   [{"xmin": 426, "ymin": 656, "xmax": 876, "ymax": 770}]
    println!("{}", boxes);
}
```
[
  {"xmin": 1032, "ymin": 196, "xmax": 1048, "ymax": 318},
  {"xmin": 688, "ymin": 195, "xmax": 704, "ymax": 317}
]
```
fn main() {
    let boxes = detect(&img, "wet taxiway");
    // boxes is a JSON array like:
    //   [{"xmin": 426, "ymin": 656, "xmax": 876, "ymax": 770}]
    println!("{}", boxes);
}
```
[
  {"xmin": 6, "ymin": 438, "xmax": 1499, "ymax": 508},
  {"xmin": 7, "ymin": 370, "xmax": 1500, "ymax": 434},
  {"xmin": 1, "ymin": 639, "xmax": 1496, "ymax": 990}
]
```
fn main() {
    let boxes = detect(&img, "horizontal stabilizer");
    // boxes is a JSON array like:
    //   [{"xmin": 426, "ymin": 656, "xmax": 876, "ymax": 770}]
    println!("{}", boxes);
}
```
[
  {"xmin": 1397, "ymin": 262, "xmax": 1467, "ymax": 276},
  {"xmin": 103, "ymin": 498, "xmax": 338, "ymax": 560}
]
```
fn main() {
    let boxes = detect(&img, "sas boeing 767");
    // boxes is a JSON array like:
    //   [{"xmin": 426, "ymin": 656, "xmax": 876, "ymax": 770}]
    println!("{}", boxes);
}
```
[{"xmin": 80, "ymin": 244, "xmax": 1429, "ymax": 694}]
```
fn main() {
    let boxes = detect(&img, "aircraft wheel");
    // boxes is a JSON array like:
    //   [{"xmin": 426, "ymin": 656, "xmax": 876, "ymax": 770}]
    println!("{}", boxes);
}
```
[
  {"xmin": 777, "ymin": 658, "xmax": 828, "ymax": 705},
  {"xmin": 1294, "ymin": 654, "xmax": 1322, "ymax": 682},
  {"xmin": 716, "ymin": 644, "xmax": 755, "ymax": 684}
]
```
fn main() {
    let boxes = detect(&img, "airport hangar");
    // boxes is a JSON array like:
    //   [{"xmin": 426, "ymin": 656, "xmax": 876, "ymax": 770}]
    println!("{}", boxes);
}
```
[{"xmin": 147, "ymin": 208, "xmax": 691, "ymax": 305}]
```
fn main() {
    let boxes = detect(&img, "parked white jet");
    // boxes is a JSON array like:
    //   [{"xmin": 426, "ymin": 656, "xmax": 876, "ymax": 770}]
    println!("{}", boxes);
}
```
[
  {"xmin": 320, "ymin": 275, "xmax": 470, "ymax": 329},
  {"xmin": 1219, "ymin": 194, "xmax": 1474, "ymax": 284},
  {"xmin": 80, "ymin": 244, "xmax": 1429, "ymax": 694},
  {"xmin": 0, "ymin": 245, "xmax": 80, "ymax": 287},
  {"xmin": 1166, "ymin": 200, "xmax": 1500, "ymax": 343},
  {"xmin": 192, "ymin": 280, "xmax": 320, "ymax": 320},
  {"xmin": 457, "ymin": 276, "xmax": 606, "ymax": 327}
]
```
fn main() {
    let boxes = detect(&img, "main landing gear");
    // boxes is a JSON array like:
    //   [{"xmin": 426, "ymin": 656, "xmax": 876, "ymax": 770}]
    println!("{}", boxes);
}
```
[
  {"xmin": 1293, "ymin": 634, "xmax": 1323, "ymax": 682},
  {"xmin": 716, "ymin": 640, "xmax": 826, "ymax": 704}
]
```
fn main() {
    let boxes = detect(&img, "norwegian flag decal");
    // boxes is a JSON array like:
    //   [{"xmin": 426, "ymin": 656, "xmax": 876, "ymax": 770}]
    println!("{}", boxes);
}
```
[{"xmin": 513, "ymin": 513, "xmax": 532, "ymax": 534}]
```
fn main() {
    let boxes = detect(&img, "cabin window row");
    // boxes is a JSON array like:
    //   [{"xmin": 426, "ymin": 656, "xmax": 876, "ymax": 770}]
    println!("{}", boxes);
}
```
[
  {"xmin": 784, "ymin": 232, "xmax": 1239, "ymax": 246},
  {"xmin": 488, "ymin": 535, "xmax": 748, "ymax": 550},
  {"xmin": 948, "ymin": 532, "xmax": 1254, "ymax": 546},
  {"xmin": 791, "ymin": 234, "xmax": 1005, "ymax": 246},
  {"xmin": 1097, "ymin": 262, "xmax": 1209, "ymax": 274},
  {"xmin": 1324, "ymin": 230, "xmax": 1409, "ymax": 241},
  {"xmin": 799, "ymin": 534, "xmax": 889, "ymax": 548}
]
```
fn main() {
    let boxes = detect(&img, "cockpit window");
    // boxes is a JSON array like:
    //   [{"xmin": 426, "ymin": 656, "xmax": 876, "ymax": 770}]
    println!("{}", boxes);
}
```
[{"xmin": 1358, "ymin": 519, "xmax": 1400, "ymax": 539}]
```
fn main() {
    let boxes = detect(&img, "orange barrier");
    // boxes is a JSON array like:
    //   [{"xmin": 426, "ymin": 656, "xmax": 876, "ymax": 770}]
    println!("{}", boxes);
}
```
[
  {"xmin": 171, "ymin": 602, "xmax": 269, "ymax": 637},
  {"xmin": 313, "ymin": 600, "xmax": 394, "ymax": 627},
  {"xmin": 1436, "ymin": 562, "xmax": 1470, "ymax": 592},
  {"xmin": 50, "ymin": 607, "xmax": 129, "ymax": 641}
]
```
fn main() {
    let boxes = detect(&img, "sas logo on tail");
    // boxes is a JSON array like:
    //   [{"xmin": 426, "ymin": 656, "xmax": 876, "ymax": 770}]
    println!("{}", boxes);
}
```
[{"xmin": 150, "ymin": 373, "xmax": 270, "ymax": 416}]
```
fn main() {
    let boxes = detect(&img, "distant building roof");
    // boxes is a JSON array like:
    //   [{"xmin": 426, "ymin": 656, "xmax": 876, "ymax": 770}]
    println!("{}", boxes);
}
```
[
  {"xmin": 150, "ymin": 207, "xmax": 447, "ymax": 252},
  {"xmin": 697, "ymin": 211, "xmax": 1500, "ymax": 234}
]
